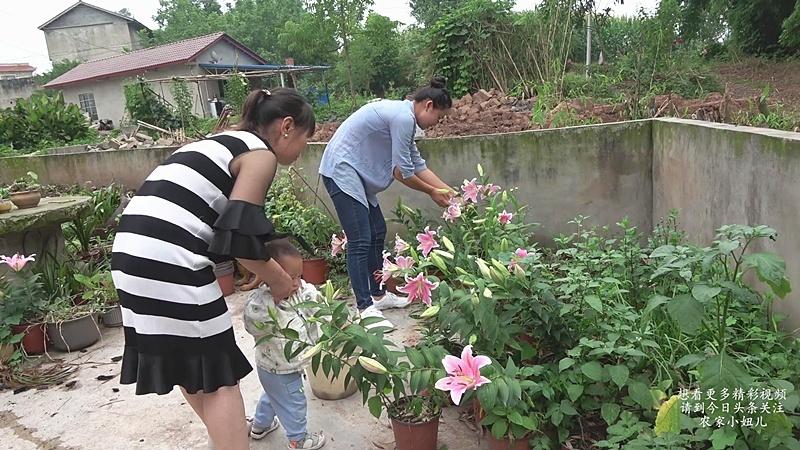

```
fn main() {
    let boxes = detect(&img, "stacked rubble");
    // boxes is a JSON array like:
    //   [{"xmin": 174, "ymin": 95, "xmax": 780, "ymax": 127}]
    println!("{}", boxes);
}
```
[
  {"xmin": 425, "ymin": 89, "xmax": 533, "ymax": 138},
  {"xmin": 87, "ymin": 133, "xmax": 179, "ymax": 152}
]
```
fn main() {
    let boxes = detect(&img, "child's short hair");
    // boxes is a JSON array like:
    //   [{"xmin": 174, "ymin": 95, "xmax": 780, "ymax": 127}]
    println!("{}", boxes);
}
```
[{"xmin": 265, "ymin": 238, "xmax": 302, "ymax": 260}]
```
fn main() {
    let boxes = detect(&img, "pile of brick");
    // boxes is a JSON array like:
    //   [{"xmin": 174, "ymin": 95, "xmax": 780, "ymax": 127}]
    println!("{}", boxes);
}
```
[{"xmin": 425, "ymin": 89, "xmax": 533, "ymax": 138}]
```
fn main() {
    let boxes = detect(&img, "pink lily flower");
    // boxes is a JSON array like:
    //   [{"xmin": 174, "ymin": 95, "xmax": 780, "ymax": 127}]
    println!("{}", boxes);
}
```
[
  {"xmin": 331, "ymin": 232, "xmax": 347, "ymax": 257},
  {"xmin": 461, "ymin": 178, "xmax": 482, "ymax": 203},
  {"xmin": 416, "ymin": 226, "xmax": 439, "ymax": 257},
  {"xmin": 394, "ymin": 234, "xmax": 410, "ymax": 254},
  {"xmin": 397, "ymin": 272, "xmax": 439, "ymax": 306},
  {"xmin": 509, "ymin": 248, "xmax": 529, "ymax": 270},
  {"xmin": 442, "ymin": 202, "xmax": 462, "ymax": 222},
  {"xmin": 498, "ymin": 210, "xmax": 513, "ymax": 225},
  {"xmin": 483, "ymin": 183, "xmax": 501, "ymax": 196},
  {"xmin": 0, "ymin": 254, "xmax": 36, "ymax": 272},
  {"xmin": 395, "ymin": 256, "xmax": 414, "ymax": 270},
  {"xmin": 434, "ymin": 345, "xmax": 491, "ymax": 405},
  {"xmin": 378, "ymin": 252, "xmax": 399, "ymax": 288}
]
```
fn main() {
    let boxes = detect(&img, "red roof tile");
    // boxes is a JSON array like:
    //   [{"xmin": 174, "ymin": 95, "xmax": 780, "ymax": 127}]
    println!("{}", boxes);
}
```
[
  {"xmin": 0, "ymin": 63, "xmax": 36, "ymax": 73},
  {"xmin": 45, "ymin": 32, "xmax": 266, "ymax": 88}
]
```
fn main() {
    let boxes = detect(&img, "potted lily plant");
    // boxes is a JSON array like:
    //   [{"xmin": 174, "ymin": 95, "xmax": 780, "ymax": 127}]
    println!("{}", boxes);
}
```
[
  {"xmin": 8, "ymin": 171, "xmax": 42, "ymax": 209},
  {"xmin": 0, "ymin": 187, "xmax": 12, "ymax": 214},
  {"xmin": 0, "ymin": 254, "xmax": 48, "ymax": 354},
  {"xmin": 272, "ymin": 282, "xmax": 492, "ymax": 450}
]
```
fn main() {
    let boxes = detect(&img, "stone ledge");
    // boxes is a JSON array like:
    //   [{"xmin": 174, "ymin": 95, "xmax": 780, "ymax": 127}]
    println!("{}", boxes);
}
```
[{"xmin": 0, "ymin": 196, "xmax": 92, "ymax": 234}]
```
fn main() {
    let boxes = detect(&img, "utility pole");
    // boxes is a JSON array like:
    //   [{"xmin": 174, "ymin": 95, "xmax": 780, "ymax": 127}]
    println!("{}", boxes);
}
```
[{"xmin": 586, "ymin": 12, "xmax": 592, "ymax": 78}]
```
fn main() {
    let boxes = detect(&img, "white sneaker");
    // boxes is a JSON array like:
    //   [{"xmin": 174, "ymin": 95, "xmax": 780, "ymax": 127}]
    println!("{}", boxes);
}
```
[
  {"xmin": 359, "ymin": 305, "xmax": 395, "ymax": 331},
  {"xmin": 372, "ymin": 292, "xmax": 412, "ymax": 310}
]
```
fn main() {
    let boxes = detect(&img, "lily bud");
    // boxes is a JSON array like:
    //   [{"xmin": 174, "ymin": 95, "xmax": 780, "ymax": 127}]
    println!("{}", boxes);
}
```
[
  {"xmin": 514, "ymin": 264, "xmax": 526, "ymax": 279},
  {"xmin": 476, "ymin": 259, "xmax": 492, "ymax": 279},
  {"xmin": 358, "ymin": 356, "xmax": 388, "ymax": 374},
  {"xmin": 300, "ymin": 343, "xmax": 323, "ymax": 360},
  {"xmin": 483, "ymin": 287, "xmax": 493, "ymax": 298},
  {"xmin": 419, "ymin": 305, "xmax": 440, "ymax": 318},
  {"xmin": 490, "ymin": 267, "xmax": 505, "ymax": 284},
  {"xmin": 433, "ymin": 249, "xmax": 454, "ymax": 260},
  {"xmin": 441, "ymin": 236, "xmax": 455, "ymax": 253},
  {"xmin": 477, "ymin": 164, "xmax": 484, "ymax": 177}
]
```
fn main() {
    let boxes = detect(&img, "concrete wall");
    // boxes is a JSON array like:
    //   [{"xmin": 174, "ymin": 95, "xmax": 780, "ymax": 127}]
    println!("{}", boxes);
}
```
[
  {"xmin": 0, "ymin": 77, "xmax": 34, "ymax": 109},
  {"xmin": 297, "ymin": 121, "xmax": 654, "ymax": 245},
  {"xmin": 653, "ymin": 118, "xmax": 800, "ymax": 332},
  {"xmin": 43, "ymin": 4, "xmax": 140, "ymax": 63}
]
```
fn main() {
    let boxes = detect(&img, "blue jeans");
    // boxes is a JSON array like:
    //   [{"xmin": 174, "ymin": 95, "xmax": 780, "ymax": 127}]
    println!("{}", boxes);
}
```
[
  {"xmin": 253, "ymin": 368, "xmax": 307, "ymax": 441},
  {"xmin": 323, "ymin": 176, "xmax": 386, "ymax": 310}
]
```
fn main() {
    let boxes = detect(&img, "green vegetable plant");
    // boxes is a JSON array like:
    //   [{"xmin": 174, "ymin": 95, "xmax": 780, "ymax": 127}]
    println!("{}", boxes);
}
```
[{"xmin": 9, "ymin": 171, "xmax": 40, "ymax": 193}]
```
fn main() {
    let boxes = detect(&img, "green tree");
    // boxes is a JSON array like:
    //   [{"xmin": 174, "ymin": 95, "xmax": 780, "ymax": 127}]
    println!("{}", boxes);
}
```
[
  {"xmin": 35, "ymin": 60, "xmax": 81, "ymax": 86},
  {"xmin": 145, "ymin": 0, "xmax": 225, "ymax": 45},
  {"xmin": 224, "ymin": 0, "xmax": 306, "ymax": 61},
  {"xmin": 344, "ymin": 13, "xmax": 404, "ymax": 95},
  {"xmin": 309, "ymin": 0, "xmax": 374, "ymax": 100},
  {"xmin": 410, "ymin": 0, "xmax": 468, "ymax": 27},
  {"xmin": 779, "ymin": 2, "xmax": 800, "ymax": 52},
  {"xmin": 278, "ymin": 14, "xmax": 339, "ymax": 65}
]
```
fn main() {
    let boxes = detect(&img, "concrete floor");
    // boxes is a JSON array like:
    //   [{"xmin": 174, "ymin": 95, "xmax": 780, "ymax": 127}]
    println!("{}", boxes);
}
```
[{"xmin": 1, "ymin": 292, "xmax": 488, "ymax": 450}]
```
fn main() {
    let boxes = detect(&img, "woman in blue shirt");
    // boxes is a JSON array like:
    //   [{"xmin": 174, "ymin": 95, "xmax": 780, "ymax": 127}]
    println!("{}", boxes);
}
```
[{"xmin": 319, "ymin": 78, "xmax": 454, "ymax": 329}]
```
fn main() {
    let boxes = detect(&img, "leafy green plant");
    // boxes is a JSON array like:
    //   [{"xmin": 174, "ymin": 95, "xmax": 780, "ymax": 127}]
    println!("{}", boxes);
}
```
[
  {"xmin": 225, "ymin": 71, "xmax": 249, "ymax": 115},
  {"xmin": 0, "ymin": 92, "xmax": 90, "ymax": 152},
  {"xmin": 124, "ymin": 81, "xmax": 181, "ymax": 130},
  {"xmin": 264, "ymin": 169, "xmax": 339, "ymax": 259},
  {"xmin": 0, "ymin": 255, "xmax": 47, "ymax": 326},
  {"xmin": 9, "ymin": 172, "xmax": 40, "ymax": 193},
  {"xmin": 170, "ymin": 79, "xmax": 197, "ymax": 130},
  {"xmin": 0, "ymin": 187, "xmax": 9, "ymax": 200}
]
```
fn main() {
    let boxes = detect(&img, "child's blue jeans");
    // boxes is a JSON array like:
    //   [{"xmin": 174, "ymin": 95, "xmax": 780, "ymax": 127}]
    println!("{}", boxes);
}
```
[{"xmin": 252, "ymin": 367, "xmax": 307, "ymax": 442}]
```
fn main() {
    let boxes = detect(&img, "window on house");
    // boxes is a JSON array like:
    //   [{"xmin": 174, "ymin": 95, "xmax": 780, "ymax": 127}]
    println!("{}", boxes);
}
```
[{"xmin": 78, "ymin": 93, "xmax": 98, "ymax": 121}]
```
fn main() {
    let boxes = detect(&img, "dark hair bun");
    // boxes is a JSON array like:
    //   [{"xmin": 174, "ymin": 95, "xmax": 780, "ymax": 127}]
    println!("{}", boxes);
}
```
[{"xmin": 429, "ymin": 76, "xmax": 447, "ymax": 89}]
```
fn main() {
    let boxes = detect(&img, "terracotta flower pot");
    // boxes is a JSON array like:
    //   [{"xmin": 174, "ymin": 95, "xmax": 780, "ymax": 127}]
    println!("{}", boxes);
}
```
[
  {"xmin": 11, "ymin": 323, "xmax": 46, "ymax": 354},
  {"xmin": 305, "ymin": 359, "xmax": 358, "ymax": 400},
  {"xmin": 384, "ymin": 276, "xmax": 403, "ymax": 295},
  {"xmin": 0, "ymin": 200, "xmax": 12, "ymax": 214},
  {"xmin": 46, "ymin": 314, "xmax": 101, "ymax": 352},
  {"xmin": 10, "ymin": 190, "xmax": 41, "ymax": 209},
  {"xmin": 487, "ymin": 433, "xmax": 530, "ymax": 450},
  {"xmin": 391, "ymin": 414, "xmax": 440, "ymax": 450},
  {"xmin": 302, "ymin": 258, "xmax": 329, "ymax": 285}
]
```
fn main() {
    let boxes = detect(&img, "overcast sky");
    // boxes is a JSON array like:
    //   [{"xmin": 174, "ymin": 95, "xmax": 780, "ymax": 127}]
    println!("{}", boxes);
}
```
[{"xmin": 1, "ymin": 0, "xmax": 657, "ymax": 74}]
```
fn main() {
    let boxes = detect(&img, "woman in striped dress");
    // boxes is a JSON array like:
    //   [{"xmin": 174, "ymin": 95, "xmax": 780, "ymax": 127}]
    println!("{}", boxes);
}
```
[{"xmin": 111, "ymin": 88, "xmax": 315, "ymax": 450}]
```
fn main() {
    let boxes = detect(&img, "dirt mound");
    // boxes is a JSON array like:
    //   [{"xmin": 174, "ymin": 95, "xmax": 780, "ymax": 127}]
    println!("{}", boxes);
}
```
[{"xmin": 311, "ymin": 122, "xmax": 339, "ymax": 142}]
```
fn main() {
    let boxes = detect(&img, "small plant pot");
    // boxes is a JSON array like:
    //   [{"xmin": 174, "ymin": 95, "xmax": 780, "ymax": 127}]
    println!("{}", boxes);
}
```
[
  {"xmin": 384, "ymin": 276, "xmax": 403, "ymax": 295},
  {"xmin": 0, "ymin": 200, "xmax": 13, "ymax": 214},
  {"xmin": 302, "ymin": 258, "xmax": 329, "ymax": 285},
  {"xmin": 487, "ymin": 433, "xmax": 531, "ymax": 450},
  {"xmin": 46, "ymin": 314, "xmax": 101, "ymax": 352},
  {"xmin": 0, "ymin": 343, "xmax": 15, "ymax": 363},
  {"xmin": 214, "ymin": 261, "xmax": 235, "ymax": 296},
  {"xmin": 306, "ymin": 359, "xmax": 358, "ymax": 400},
  {"xmin": 10, "ymin": 190, "xmax": 41, "ymax": 209},
  {"xmin": 11, "ymin": 323, "xmax": 46, "ymax": 354},
  {"xmin": 390, "ymin": 412, "xmax": 440, "ymax": 450},
  {"xmin": 101, "ymin": 305, "xmax": 123, "ymax": 327}
]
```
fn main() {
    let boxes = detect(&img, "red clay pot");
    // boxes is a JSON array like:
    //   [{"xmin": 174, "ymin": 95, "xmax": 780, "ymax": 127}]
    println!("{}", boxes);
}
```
[
  {"xmin": 302, "ymin": 258, "xmax": 329, "ymax": 285},
  {"xmin": 384, "ymin": 276, "xmax": 403, "ymax": 294},
  {"xmin": 11, "ymin": 323, "xmax": 46, "ymax": 354},
  {"xmin": 391, "ymin": 414, "xmax": 440, "ymax": 450},
  {"xmin": 487, "ymin": 433, "xmax": 530, "ymax": 450},
  {"xmin": 217, "ymin": 273, "xmax": 235, "ymax": 297}
]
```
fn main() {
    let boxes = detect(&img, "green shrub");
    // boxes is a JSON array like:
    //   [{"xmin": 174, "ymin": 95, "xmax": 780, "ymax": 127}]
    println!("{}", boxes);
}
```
[
  {"xmin": 0, "ymin": 91, "xmax": 90, "ymax": 152},
  {"xmin": 123, "ymin": 81, "xmax": 181, "ymax": 130}
]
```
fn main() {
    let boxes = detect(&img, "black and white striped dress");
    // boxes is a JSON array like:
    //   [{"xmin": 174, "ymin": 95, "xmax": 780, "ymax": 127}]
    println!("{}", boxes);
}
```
[{"xmin": 112, "ymin": 130, "xmax": 274, "ymax": 395}]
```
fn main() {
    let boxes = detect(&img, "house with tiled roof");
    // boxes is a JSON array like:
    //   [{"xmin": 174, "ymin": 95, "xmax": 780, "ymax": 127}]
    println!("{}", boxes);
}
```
[
  {"xmin": 45, "ymin": 32, "xmax": 268, "ymax": 124},
  {"xmin": 0, "ymin": 63, "xmax": 36, "ymax": 108}
]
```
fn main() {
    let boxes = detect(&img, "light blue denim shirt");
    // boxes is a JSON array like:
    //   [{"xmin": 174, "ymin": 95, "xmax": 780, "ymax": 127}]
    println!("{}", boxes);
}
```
[{"xmin": 319, "ymin": 99, "xmax": 427, "ymax": 207}]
